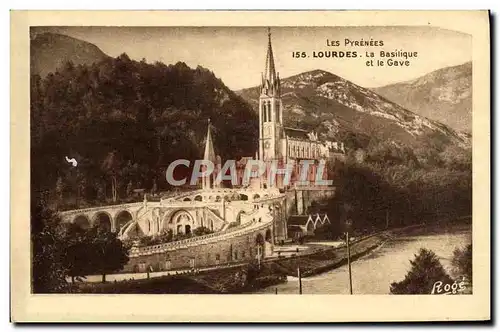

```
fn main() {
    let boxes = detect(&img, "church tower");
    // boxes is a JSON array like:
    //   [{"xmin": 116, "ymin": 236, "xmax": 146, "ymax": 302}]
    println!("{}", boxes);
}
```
[{"xmin": 259, "ymin": 28, "xmax": 284, "ymax": 162}]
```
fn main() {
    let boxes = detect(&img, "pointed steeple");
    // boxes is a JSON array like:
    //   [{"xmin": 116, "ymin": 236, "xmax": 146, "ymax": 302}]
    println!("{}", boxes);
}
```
[
  {"xmin": 203, "ymin": 119, "xmax": 216, "ymax": 164},
  {"xmin": 262, "ymin": 28, "xmax": 280, "ymax": 97},
  {"xmin": 202, "ymin": 119, "xmax": 217, "ymax": 191}
]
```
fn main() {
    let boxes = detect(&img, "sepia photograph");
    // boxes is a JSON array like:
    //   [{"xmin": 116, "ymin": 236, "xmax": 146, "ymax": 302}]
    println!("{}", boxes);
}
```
[{"xmin": 11, "ymin": 10, "xmax": 490, "ymax": 322}]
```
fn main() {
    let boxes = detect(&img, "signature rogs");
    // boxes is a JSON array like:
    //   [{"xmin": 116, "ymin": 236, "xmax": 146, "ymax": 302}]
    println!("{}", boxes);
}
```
[{"xmin": 431, "ymin": 277, "xmax": 470, "ymax": 295}]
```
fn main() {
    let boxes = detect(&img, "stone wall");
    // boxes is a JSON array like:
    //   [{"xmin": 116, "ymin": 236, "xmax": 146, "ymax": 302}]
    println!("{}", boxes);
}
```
[
  {"xmin": 285, "ymin": 188, "xmax": 336, "ymax": 216},
  {"xmin": 123, "ymin": 225, "xmax": 273, "ymax": 273}
]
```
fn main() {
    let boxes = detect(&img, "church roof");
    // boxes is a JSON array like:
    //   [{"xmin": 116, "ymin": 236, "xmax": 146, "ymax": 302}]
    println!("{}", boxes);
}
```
[
  {"xmin": 287, "ymin": 215, "xmax": 312, "ymax": 226},
  {"xmin": 284, "ymin": 127, "xmax": 310, "ymax": 140}
]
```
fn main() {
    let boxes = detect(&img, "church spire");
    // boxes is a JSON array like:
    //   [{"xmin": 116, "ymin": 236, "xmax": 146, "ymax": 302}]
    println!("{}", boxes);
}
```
[
  {"xmin": 203, "ymin": 119, "xmax": 216, "ymax": 164},
  {"xmin": 262, "ymin": 28, "xmax": 280, "ymax": 97},
  {"xmin": 202, "ymin": 119, "xmax": 216, "ymax": 190}
]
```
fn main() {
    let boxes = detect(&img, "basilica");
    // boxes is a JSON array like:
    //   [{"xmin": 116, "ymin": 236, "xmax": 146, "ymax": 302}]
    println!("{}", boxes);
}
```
[
  {"xmin": 242, "ymin": 30, "xmax": 344, "ymax": 189},
  {"xmin": 60, "ymin": 29, "xmax": 344, "ymax": 272}
]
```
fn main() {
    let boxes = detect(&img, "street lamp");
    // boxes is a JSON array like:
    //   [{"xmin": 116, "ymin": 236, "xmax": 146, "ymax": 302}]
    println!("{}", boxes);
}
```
[{"xmin": 345, "ymin": 219, "xmax": 353, "ymax": 295}]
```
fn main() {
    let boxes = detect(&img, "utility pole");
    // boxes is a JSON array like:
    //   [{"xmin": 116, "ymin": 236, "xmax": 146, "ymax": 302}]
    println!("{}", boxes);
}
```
[
  {"xmin": 386, "ymin": 209, "xmax": 389, "ymax": 229},
  {"xmin": 346, "ymin": 231, "xmax": 353, "ymax": 295},
  {"xmin": 345, "ymin": 219, "xmax": 353, "ymax": 295},
  {"xmin": 297, "ymin": 266, "xmax": 303, "ymax": 295},
  {"xmin": 257, "ymin": 245, "xmax": 261, "ymax": 269}
]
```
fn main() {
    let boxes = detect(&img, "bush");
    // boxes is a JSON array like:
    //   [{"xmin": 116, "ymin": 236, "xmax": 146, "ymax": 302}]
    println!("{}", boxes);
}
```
[
  {"xmin": 452, "ymin": 244, "xmax": 472, "ymax": 280},
  {"xmin": 390, "ymin": 248, "xmax": 453, "ymax": 294},
  {"xmin": 192, "ymin": 226, "xmax": 213, "ymax": 236}
]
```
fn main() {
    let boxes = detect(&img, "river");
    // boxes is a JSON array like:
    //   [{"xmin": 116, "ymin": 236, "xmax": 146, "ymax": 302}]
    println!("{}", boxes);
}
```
[{"xmin": 256, "ymin": 224, "xmax": 472, "ymax": 294}]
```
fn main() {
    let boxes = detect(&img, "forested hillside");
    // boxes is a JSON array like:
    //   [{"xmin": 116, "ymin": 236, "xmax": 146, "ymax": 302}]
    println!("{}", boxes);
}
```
[{"xmin": 31, "ymin": 54, "xmax": 258, "ymax": 207}]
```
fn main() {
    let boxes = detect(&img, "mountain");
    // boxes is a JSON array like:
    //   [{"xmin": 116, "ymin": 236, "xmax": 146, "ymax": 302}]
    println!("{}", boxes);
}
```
[
  {"xmin": 372, "ymin": 62, "xmax": 472, "ymax": 133},
  {"xmin": 237, "ymin": 69, "xmax": 469, "ymax": 151},
  {"xmin": 30, "ymin": 53, "xmax": 258, "ymax": 196},
  {"xmin": 30, "ymin": 32, "xmax": 109, "ymax": 77}
]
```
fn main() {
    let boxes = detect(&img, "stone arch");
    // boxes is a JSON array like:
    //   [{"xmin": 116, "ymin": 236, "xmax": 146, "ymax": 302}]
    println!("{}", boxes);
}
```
[
  {"xmin": 253, "ymin": 194, "xmax": 260, "ymax": 200},
  {"xmin": 169, "ymin": 210, "xmax": 194, "ymax": 235},
  {"xmin": 73, "ymin": 214, "xmax": 90, "ymax": 230},
  {"xmin": 240, "ymin": 194, "xmax": 248, "ymax": 201},
  {"xmin": 115, "ymin": 210, "xmax": 133, "ymax": 233},
  {"xmin": 194, "ymin": 195, "xmax": 202, "ymax": 201},
  {"xmin": 183, "ymin": 197, "xmax": 191, "ymax": 201},
  {"xmin": 93, "ymin": 211, "xmax": 112, "ymax": 231}
]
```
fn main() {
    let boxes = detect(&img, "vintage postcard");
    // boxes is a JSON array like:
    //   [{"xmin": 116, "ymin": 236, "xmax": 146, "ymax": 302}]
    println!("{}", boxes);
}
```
[{"xmin": 11, "ymin": 10, "xmax": 490, "ymax": 322}]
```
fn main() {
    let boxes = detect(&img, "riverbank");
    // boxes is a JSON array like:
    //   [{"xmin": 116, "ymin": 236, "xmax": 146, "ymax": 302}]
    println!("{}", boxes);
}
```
[
  {"xmin": 70, "ymin": 221, "xmax": 471, "ymax": 294},
  {"xmin": 70, "ymin": 227, "xmax": 400, "ymax": 294},
  {"xmin": 70, "ymin": 263, "xmax": 286, "ymax": 294},
  {"xmin": 258, "ymin": 221, "xmax": 472, "ymax": 294}
]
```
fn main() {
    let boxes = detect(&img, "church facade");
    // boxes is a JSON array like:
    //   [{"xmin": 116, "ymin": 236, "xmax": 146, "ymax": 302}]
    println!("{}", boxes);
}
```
[{"xmin": 256, "ymin": 30, "xmax": 344, "ymax": 189}]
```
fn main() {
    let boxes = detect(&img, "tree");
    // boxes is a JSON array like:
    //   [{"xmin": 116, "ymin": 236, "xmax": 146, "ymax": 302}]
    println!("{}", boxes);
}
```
[
  {"xmin": 390, "ymin": 248, "xmax": 453, "ymax": 294},
  {"xmin": 151, "ymin": 179, "xmax": 158, "ymax": 196},
  {"xmin": 57, "ymin": 223, "xmax": 94, "ymax": 283},
  {"xmin": 75, "ymin": 169, "xmax": 87, "ymax": 207},
  {"xmin": 126, "ymin": 180, "xmax": 133, "ymax": 198},
  {"xmin": 101, "ymin": 151, "xmax": 122, "ymax": 203},
  {"xmin": 55, "ymin": 176, "xmax": 64, "ymax": 206},
  {"xmin": 87, "ymin": 226, "xmax": 130, "ymax": 283},
  {"xmin": 452, "ymin": 244, "xmax": 472, "ymax": 281},
  {"xmin": 95, "ymin": 180, "xmax": 106, "ymax": 202},
  {"xmin": 31, "ymin": 199, "xmax": 69, "ymax": 293}
]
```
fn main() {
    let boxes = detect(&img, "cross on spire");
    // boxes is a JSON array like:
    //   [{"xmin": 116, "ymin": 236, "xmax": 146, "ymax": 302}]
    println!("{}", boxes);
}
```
[{"xmin": 262, "ymin": 27, "xmax": 280, "ymax": 97}]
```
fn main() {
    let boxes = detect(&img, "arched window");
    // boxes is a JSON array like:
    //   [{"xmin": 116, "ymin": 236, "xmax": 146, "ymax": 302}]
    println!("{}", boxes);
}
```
[
  {"xmin": 267, "ymin": 101, "xmax": 272, "ymax": 122},
  {"xmin": 262, "ymin": 102, "xmax": 267, "ymax": 122}
]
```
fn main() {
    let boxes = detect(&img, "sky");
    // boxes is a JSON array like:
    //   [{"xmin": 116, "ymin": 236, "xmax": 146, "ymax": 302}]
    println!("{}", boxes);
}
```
[{"xmin": 32, "ymin": 26, "xmax": 472, "ymax": 90}]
